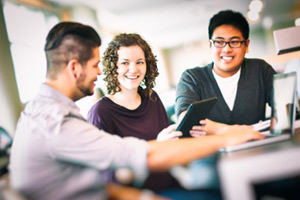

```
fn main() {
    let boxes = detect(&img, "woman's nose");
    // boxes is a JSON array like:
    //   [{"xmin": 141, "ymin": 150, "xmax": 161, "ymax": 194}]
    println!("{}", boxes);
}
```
[{"xmin": 129, "ymin": 63, "xmax": 137, "ymax": 72}]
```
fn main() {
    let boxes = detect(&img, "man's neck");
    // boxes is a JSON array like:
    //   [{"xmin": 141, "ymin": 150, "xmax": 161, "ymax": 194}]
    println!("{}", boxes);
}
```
[{"xmin": 45, "ymin": 79, "xmax": 77, "ymax": 101}]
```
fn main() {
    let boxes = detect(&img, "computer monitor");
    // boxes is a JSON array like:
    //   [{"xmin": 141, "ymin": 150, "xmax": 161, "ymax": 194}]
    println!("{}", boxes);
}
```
[
  {"xmin": 273, "ymin": 26, "xmax": 300, "ymax": 55},
  {"xmin": 271, "ymin": 72, "xmax": 297, "ymax": 135},
  {"xmin": 285, "ymin": 59, "xmax": 300, "ymax": 108}
]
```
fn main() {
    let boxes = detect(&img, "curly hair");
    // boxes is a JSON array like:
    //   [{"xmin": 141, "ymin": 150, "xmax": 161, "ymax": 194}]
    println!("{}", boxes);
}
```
[{"xmin": 102, "ymin": 33, "xmax": 159, "ymax": 97}]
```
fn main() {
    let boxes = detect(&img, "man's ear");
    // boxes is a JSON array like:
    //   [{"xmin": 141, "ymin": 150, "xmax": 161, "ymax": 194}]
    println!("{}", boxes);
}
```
[
  {"xmin": 245, "ymin": 39, "xmax": 250, "ymax": 53},
  {"xmin": 67, "ymin": 59, "xmax": 81, "ymax": 79}
]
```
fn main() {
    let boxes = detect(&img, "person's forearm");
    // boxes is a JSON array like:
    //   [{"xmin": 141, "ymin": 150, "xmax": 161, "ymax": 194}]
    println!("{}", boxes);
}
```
[
  {"xmin": 147, "ymin": 135, "xmax": 223, "ymax": 172},
  {"xmin": 147, "ymin": 125, "xmax": 264, "ymax": 172}
]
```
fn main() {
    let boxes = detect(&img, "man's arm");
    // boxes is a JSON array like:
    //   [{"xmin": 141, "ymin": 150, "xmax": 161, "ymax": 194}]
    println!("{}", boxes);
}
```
[{"xmin": 146, "ymin": 124, "xmax": 264, "ymax": 172}]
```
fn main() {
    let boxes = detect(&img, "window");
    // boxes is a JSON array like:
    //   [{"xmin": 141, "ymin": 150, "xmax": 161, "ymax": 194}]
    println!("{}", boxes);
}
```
[{"xmin": 3, "ymin": 2, "xmax": 59, "ymax": 103}]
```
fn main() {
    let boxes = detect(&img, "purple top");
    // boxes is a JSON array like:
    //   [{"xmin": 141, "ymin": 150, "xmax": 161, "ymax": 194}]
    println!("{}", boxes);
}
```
[
  {"xmin": 88, "ymin": 91, "xmax": 180, "ymax": 191},
  {"xmin": 87, "ymin": 91, "xmax": 170, "ymax": 140}
]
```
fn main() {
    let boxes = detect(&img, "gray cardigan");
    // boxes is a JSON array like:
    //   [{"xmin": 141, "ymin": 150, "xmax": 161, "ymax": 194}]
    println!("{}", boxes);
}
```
[{"xmin": 176, "ymin": 58, "xmax": 276, "ymax": 125}]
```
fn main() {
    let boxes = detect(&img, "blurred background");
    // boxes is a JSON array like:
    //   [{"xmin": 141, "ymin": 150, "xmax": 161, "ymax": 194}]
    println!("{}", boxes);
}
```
[{"xmin": 0, "ymin": 0, "xmax": 300, "ymax": 135}]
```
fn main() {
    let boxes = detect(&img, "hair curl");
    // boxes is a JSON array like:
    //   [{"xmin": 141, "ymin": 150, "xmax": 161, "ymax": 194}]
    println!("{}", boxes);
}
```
[{"xmin": 102, "ymin": 33, "xmax": 159, "ymax": 97}]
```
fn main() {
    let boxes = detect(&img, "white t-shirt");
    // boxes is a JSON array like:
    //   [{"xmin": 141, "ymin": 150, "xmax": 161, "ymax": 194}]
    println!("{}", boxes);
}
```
[{"xmin": 212, "ymin": 68, "xmax": 241, "ymax": 111}]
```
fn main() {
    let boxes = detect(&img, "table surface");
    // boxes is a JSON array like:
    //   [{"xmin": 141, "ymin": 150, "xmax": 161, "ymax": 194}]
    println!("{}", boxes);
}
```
[{"xmin": 217, "ymin": 129, "xmax": 300, "ymax": 200}]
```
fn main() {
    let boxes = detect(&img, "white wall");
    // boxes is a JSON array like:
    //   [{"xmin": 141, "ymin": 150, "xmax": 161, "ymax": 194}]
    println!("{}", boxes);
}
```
[
  {"xmin": 166, "ymin": 41, "xmax": 211, "ymax": 86},
  {"xmin": 0, "ymin": 1, "xmax": 23, "ymax": 135}
]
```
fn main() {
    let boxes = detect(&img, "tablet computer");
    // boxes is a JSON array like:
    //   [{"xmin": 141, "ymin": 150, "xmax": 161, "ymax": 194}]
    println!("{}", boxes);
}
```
[{"xmin": 176, "ymin": 97, "xmax": 218, "ymax": 138}]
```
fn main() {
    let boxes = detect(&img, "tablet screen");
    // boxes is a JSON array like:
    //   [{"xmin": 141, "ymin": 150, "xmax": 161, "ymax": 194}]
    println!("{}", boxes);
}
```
[{"xmin": 176, "ymin": 97, "xmax": 218, "ymax": 138}]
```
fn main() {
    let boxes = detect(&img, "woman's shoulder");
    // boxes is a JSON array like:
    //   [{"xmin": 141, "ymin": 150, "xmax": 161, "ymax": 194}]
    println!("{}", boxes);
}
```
[
  {"xmin": 89, "ymin": 96, "xmax": 113, "ymax": 112},
  {"xmin": 144, "ymin": 90, "xmax": 161, "ymax": 101}
]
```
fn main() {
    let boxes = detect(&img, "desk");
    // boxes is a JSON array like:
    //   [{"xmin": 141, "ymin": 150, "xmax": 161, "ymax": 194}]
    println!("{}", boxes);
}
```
[{"xmin": 218, "ymin": 131, "xmax": 300, "ymax": 200}]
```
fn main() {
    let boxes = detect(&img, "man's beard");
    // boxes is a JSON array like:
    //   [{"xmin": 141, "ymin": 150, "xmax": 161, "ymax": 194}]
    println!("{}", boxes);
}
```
[{"xmin": 76, "ymin": 72, "xmax": 93, "ymax": 96}]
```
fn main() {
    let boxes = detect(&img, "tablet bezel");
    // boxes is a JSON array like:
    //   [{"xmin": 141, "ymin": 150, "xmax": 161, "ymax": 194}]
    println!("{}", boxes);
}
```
[{"xmin": 176, "ymin": 97, "xmax": 218, "ymax": 138}]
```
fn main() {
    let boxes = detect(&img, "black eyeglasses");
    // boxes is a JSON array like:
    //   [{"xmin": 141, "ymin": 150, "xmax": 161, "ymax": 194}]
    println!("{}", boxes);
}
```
[{"xmin": 210, "ymin": 40, "xmax": 246, "ymax": 48}]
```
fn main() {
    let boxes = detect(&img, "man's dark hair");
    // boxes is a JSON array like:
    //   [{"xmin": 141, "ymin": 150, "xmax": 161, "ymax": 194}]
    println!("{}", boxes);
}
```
[
  {"xmin": 208, "ymin": 10, "xmax": 249, "ymax": 40},
  {"xmin": 45, "ymin": 22, "xmax": 101, "ymax": 79},
  {"xmin": 102, "ymin": 33, "xmax": 158, "ymax": 98}
]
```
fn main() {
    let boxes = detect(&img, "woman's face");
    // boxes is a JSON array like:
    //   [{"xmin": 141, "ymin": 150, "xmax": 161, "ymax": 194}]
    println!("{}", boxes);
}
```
[{"xmin": 116, "ymin": 45, "xmax": 147, "ymax": 92}]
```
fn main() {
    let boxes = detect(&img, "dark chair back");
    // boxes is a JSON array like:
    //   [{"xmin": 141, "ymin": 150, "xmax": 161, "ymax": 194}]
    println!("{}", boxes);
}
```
[{"xmin": 0, "ymin": 127, "xmax": 12, "ymax": 176}]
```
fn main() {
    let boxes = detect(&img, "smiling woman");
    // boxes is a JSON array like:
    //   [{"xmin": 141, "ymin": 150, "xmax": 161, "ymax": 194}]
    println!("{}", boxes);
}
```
[
  {"xmin": 87, "ymin": 33, "xmax": 169, "ymax": 140},
  {"xmin": 87, "ymin": 33, "xmax": 184, "ymax": 193}
]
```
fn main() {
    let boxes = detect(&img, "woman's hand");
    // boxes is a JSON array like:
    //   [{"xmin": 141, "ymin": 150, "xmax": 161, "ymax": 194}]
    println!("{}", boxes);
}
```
[{"xmin": 156, "ymin": 124, "xmax": 183, "ymax": 141}]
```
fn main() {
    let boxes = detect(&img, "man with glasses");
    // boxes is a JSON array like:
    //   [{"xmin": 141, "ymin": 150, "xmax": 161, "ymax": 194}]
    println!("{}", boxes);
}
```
[
  {"xmin": 169, "ymin": 9, "xmax": 275, "ymax": 192},
  {"xmin": 176, "ymin": 9, "xmax": 276, "ymax": 134}
]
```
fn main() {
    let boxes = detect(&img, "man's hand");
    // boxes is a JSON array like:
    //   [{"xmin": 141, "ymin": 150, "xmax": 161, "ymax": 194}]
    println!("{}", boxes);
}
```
[
  {"xmin": 178, "ymin": 111, "xmax": 208, "ymax": 137},
  {"xmin": 189, "ymin": 120, "xmax": 207, "ymax": 137},
  {"xmin": 156, "ymin": 124, "xmax": 183, "ymax": 141},
  {"xmin": 219, "ymin": 125, "xmax": 265, "ymax": 147}
]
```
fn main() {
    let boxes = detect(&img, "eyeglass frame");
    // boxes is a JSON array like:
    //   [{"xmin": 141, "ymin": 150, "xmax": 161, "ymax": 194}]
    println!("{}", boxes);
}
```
[{"xmin": 210, "ymin": 39, "xmax": 247, "ymax": 48}]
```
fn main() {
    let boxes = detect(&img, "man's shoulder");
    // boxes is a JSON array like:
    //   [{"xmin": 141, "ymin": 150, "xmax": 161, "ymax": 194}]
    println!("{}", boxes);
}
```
[
  {"xmin": 244, "ymin": 58, "xmax": 275, "ymax": 72},
  {"xmin": 24, "ymin": 96, "xmax": 71, "ymax": 120},
  {"xmin": 182, "ymin": 63, "xmax": 213, "ymax": 78},
  {"xmin": 244, "ymin": 58, "xmax": 271, "ymax": 67},
  {"xmin": 186, "ymin": 63, "xmax": 212, "ymax": 72},
  {"xmin": 15, "ymin": 97, "xmax": 72, "ymax": 143}
]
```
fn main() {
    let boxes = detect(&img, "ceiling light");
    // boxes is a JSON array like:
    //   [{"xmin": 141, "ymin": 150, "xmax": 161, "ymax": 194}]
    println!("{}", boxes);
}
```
[
  {"xmin": 247, "ymin": 11, "xmax": 260, "ymax": 22},
  {"xmin": 295, "ymin": 18, "xmax": 300, "ymax": 26},
  {"xmin": 262, "ymin": 16, "xmax": 273, "ymax": 29},
  {"xmin": 249, "ymin": 0, "xmax": 263, "ymax": 13}
]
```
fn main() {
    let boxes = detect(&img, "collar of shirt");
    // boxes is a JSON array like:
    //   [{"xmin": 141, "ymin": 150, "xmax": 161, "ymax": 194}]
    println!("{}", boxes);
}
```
[{"xmin": 39, "ymin": 83, "xmax": 80, "ymax": 113}]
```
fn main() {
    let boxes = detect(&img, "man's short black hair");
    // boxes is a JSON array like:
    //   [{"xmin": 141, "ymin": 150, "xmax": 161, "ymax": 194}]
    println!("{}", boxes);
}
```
[
  {"xmin": 45, "ymin": 22, "xmax": 101, "ymax": 51},
  {"xmin": 44, "ymin": 22, "xmax": 101, "ymax": 79},
  {"xmin": 208, "ymin": 10, "xmax": 249, "ymax": 40}
]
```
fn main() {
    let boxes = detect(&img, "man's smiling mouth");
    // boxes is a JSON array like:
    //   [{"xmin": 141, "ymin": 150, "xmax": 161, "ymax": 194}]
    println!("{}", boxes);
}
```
[{"xmin": 221, "ymin": 56, "xmax": 233, "ymax": 61}]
